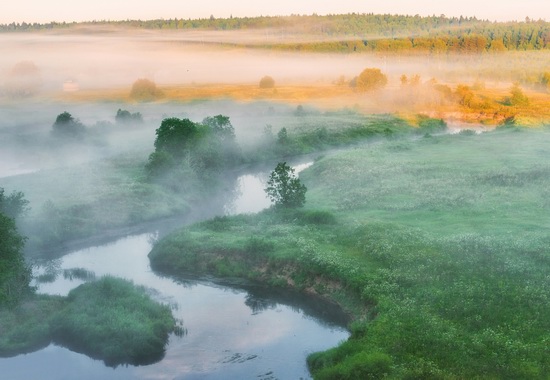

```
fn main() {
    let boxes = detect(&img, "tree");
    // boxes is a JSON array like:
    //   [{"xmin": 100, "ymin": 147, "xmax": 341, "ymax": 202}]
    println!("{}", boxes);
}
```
[
  {"xmin": 152, "ymin": 117, "xmax": 199, "ymax": 158},
  {"xmin": 115, "ymin": 109, "xmax": 143, "ymax": 125},
  {"xmin": 51, "ymin": 112, "xmax": 86, "ymax": 138},
  {"xmin": 265, "ymin": 162, "xmax": 307, "ymax": 208},
  {"xmin": 5, "ymin": 61, "xmax": 42, "ymax": 97},
  {"xmin": 259, "ymin": 75, "xmax": 275, "ymax": 89},
  {"xmin": 130, "ymin": 78, "xmax": 161, "ymax": 101},
  {"xmin": 0, "ymin": 188, "xmax": 32, "ymax": 306},
  {"xmin": 0, "ymin": 188, "xmax": 30, "ymax": 220},
  {"xmin": 355, "ymin": 68, "xmax": 388, "ymax": 92}
]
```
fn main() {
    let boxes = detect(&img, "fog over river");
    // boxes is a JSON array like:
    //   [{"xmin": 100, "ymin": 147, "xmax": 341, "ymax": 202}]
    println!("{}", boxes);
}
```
[{"xmin": 0, "ymin": 161, "xmax": 349, "ymax": 380}]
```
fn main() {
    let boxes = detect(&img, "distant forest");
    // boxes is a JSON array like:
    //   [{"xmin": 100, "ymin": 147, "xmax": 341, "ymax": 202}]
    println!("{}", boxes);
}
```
[{"xmin": 2, "ymin": 13, "xmax": 550, "ymax": 53}]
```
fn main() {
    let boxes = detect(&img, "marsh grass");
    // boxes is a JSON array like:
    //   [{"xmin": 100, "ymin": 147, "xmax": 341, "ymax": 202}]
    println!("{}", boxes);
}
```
[
  {"xmin": 51, "ymin": 276, "xmax": 175, "ymax": 367},
  {"xmin": 150, "ymin": 126, "xmax": 550, "ymax": 378}
]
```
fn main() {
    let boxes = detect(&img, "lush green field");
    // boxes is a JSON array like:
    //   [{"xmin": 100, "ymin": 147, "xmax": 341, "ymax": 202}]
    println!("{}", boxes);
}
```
[{"xmin": 150, "ymin": 126, "xmax": 550, "ymax": 379}]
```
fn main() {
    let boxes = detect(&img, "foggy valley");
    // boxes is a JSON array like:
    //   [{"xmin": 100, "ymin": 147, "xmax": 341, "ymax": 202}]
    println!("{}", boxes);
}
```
[{"xmin": 1, "ymin": 11, "xmax": 550, "ymax": 380}]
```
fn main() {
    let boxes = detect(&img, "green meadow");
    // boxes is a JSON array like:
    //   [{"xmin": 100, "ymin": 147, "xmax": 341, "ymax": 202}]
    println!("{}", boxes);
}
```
[{"xmin": 150, "ymin": 126, "xmax": 550, "ymax": 379}]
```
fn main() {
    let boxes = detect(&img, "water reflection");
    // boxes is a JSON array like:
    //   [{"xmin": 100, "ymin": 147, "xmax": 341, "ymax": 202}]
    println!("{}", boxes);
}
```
[
  {"xmin": 1, "ymin": 158, "xmax": 348, "ymax": 379},
  {"xmin": 21, "ymin": 234, "xmax": 349, "ymax": 379}
]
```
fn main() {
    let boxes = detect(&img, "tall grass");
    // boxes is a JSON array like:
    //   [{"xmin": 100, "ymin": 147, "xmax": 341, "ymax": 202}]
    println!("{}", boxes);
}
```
[{"xmin": 51, "ymin": 276, "xmax": 175, "ymax": 367}]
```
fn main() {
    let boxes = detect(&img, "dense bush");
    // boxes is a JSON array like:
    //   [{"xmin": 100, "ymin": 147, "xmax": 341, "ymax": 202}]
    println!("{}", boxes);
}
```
[
  {"xmin": 51, "ymin": 112, "xmax": 86, "ymax": 139},
  {"xmin": 51, "ymin": 276, "xmax": 175, "ymax": 367},
  {"xmin": 353, "ymin": 68, "xmax": 387, "ymax": 92}
]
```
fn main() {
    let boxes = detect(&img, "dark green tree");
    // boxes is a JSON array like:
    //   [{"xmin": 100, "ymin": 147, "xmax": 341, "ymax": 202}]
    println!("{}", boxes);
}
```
[
  {"xmin": 0, "ymin": 188, "xmax": 32, "ymax": 307},
  {"xmin": 0, "ymin": 188, "xmax": 30, "ymax": 220},
  {"xmin": 265, "ymin": 162, "xmax": 307, "ymax": 208},
  {"xmin": 202, "ymin": 115, "xmax": 235, "ymax": 142},
  {"xmin": 153, "ymin": 118, "xmax": 199, "ymax": 158},
  {"xmin": 129, "ymin": 78, "xmax": 161, "ymax": 101},
  {"xmin": 51, "ymin": 111, "xmax": 86, "ymax": 138},
  {"xmin": 115, "ymin": 109, "xmax": 143, "ymax": 124}
]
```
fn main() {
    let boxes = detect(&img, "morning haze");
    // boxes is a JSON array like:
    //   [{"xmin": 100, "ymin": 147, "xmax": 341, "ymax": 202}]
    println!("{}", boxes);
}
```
[{"xmin": 1, "ymin": 8, "xmax": 550, "ymax": 380}]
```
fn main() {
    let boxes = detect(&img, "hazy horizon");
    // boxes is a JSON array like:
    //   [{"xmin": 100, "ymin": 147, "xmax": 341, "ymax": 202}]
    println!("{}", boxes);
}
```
[{"xmin": 2, "ymin": 0, "xmax": 548, "ymax": 25}]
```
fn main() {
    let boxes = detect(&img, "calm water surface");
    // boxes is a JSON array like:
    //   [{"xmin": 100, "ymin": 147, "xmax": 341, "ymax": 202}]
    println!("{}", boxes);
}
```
[{"xmin": 0, "ymin": 162, "xmax": 349, "ymax": 380}]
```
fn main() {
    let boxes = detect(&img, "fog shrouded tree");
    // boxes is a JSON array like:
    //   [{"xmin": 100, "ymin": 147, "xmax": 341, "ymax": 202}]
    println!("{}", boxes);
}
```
[
  {"xmin": 265, "ymin": 162, "xmax": 307, "ymax": 208},
  {"xmin": 354, "ymin": 68, "xmax": 388, "ymax": 92},
  {"xmin": 130, "ymin": 78, "xmax": 161, "ymax": 101},
  {"xmin": 0, "ymin": 188, "xmax": 32, "ymax": 307},
  {"xmin": 5, "ymin": 61, "xmax": 42, "ymax": 97},
  {"xmin": 202, "ymin": 115, "xmax": 235, "ymax": 142},
  {"xmin": 115, "ymin": 109, "xmax": 143, "ymax": 125},
  {"xmin": 51, "ymin": 111, "xmax": 86, "ymax": 138}
]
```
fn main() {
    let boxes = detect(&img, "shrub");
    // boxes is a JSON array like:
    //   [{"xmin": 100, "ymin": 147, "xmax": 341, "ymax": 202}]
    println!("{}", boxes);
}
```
[
  {"xmin": 51, "ymin": 112, "xmax": 86, "ymax": 139},
  {"xmin": 51, "ymin": 276, "xmax": 175, "ymax": 367}
]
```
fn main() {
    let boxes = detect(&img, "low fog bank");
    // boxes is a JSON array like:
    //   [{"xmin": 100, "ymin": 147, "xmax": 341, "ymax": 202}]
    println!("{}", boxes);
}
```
[
  {"xmin": 0, "ymin": 98, "xmax": 367, "ymax": 179},
  {"xmin": 1, "ymin": 29, "xmax": 544, "ymax": 96}
]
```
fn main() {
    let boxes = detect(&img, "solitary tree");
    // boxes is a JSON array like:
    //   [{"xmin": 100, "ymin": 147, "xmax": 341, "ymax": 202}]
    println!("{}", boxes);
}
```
[
  {"xmin": 5, "ymin": 61, "xmax": 42, "ymax": 97},
  {"xmin": 259, "ymin": 75, "xmax": 275, "ymax": 89},
  {"xmin": 130, "ymin": 78, "xmax": 161, "ymax": 102},
  {"xmin": 265, "ymin": 162, "xmax": 307, "ymax": 208}
]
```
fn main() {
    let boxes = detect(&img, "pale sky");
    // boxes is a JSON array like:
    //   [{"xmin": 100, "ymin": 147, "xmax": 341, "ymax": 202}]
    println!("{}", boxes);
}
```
[{"xmin": 2, "ymin": 0, "xmax": 548, "ymax": 24}]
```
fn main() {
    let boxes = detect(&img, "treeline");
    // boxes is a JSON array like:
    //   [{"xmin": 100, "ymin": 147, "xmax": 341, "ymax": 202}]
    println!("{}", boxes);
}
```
[{"xmin": 1, "ymin": 14, "xmax": 550, "ymax": 52}]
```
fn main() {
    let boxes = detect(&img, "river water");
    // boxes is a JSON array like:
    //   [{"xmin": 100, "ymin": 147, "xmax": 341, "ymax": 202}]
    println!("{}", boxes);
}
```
[{"xmin": 0, "ymin": 161, "xmax": 349, "ymax": 380}]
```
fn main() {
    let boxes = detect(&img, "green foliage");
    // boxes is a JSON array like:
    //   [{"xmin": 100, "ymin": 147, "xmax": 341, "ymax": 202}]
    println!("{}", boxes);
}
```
[
  {"xmin": 115, "ymin": 108, "xmax": 143, "ymax": 124},
  {"xmin": 354, "ymin": 68, "xmax": 388, "ymax": 92},
  {"xmin": 312, "ymin": 351, "xmax": 392, "ymax": 380},
  {"xmin": 0, "ymin": 212, "xmax": 31, "ymax": 307},
  {"xmin": 150, "ymin": 127, "xmax": 550, "ymax": 379},
  {"xmin": 146, "ymin": 116, "xmax": 242, "ymax": 187},
  {"xmin": 265, "ymin": 162, "xmax": 307, "ymax": 208},
  {"xmin": 51, "ymin": 111, "xmax": 86, "ymax": 138},
  {"xmin": 129, "ymin": 78, "xmax": 162, "ymax": 101},
  {"xmin": 51, "ymin": 276, "xmax": 175, "ymax": 367},
  {"xmin": 0, "ymin": 188, "xmax": 32, "ymax": 307},
  {"xmin": 259, "ymin": 75, "xmax": 275, "ymax": 89},
  {"xmin": 152, "ymin": 117, "xmax": 199, "ymax": 158},
  {"xmin": 0, "ymin": 188, "xmax": 29, "ymax": 220},
  {"xmin": 0, "ymin": 295, "xmax": 64, "ymax": 356}
]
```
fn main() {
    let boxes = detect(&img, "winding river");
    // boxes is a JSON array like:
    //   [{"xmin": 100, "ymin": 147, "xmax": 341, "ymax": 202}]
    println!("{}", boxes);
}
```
[{"xmin": 0, "ymin": 161, "xmax": 349, "ymax": 380}]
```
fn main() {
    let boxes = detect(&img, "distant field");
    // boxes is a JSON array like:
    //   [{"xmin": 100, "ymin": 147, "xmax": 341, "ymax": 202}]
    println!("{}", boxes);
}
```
[{"xmin": 54, "ymin": 80, "xmax": 550, "ymax": 126}]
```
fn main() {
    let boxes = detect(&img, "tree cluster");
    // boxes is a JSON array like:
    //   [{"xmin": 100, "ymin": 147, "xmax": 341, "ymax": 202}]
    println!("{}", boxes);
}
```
[{"xmin": 145, "ymin": 115, "xmax": 241, "ymax": 190}]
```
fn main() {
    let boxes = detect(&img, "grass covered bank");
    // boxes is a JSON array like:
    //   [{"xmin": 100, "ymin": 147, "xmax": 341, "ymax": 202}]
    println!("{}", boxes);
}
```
[
  {"xmin": 149, "ymin": 126, "xmax": 550, "ymax": 379},
  {"xmin": 0, "ymin": 277, "xmax": 176, "ymax": 366}
]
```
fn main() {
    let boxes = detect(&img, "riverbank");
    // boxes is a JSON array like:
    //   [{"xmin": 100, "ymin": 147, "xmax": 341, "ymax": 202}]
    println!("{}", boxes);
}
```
[{"xmin": 149, "ymin": 125, "xmax": 550, "ymax": 379}]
